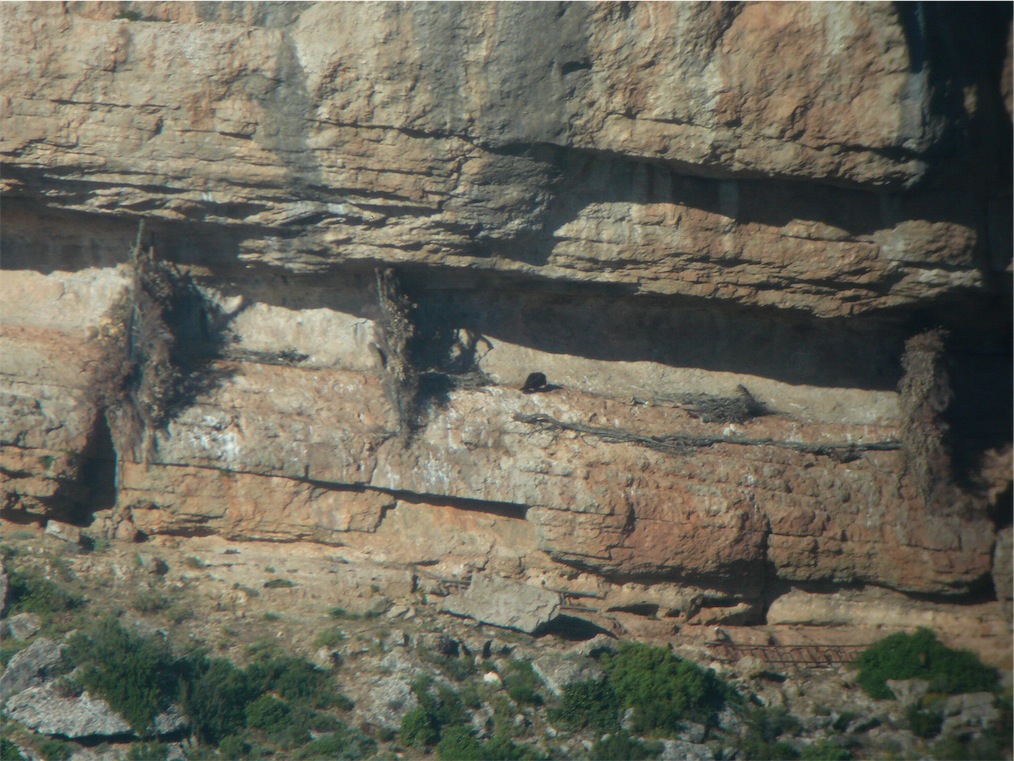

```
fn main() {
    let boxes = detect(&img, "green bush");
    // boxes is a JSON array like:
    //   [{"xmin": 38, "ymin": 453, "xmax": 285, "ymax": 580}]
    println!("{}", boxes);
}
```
[
  {"xmin": 31, "ymin": 737, "xmax": 71, "ymax": 761},
  {"xmin": 7, "ymin": 570, "xmax": 84, "ymax": 616},
  {"xmin": 799, "ymin": 740, "xmax": 852, "ymax": 760},
  {"xmin": 314, "ymin": 626, "xmax": 347, "ymax": 649},
  {"xmin": 216, "ymin": 736, "xmax": 250, "ymax": 759},
  {"xmin": 292, "ymin": 727, "xmax": 376, "ymax": 760},
  {"xmin": 589, "ymin": 732, "xmax": 663, "ymax": 760},
  {"xmin": 263, "ymin": 578, "xmax": 295, "ymax": 588},
  {"xmin": 131, "ymin": 589, "xmax": 172, "ymax": 614},
  {"xmin": 245, "ymin": 695, "xmax": 292, "ymax": 734},
  {"xmin": 65, "ymin": 617, "xmax": 180, "ymax": 734},
  {"xmin": 0, "ymin": 739, "xmax": 25, "ymax": 761},
  {"xmin": 549, "ymin": 677, "xmax": 621, "ymax": 732},
  {"xmin": 420, "ymin": 648, "xmax": 477, "ymax": 682},
  {"xmin": 480, "ymin": 734, "xmax": 540, "ymax": 761},
  {"xmin": 437, "ymin": 726, "xmax": 484, "ymax": 760},
  {"xmin": 738, "ymin": 708, "xmax": 802, "ymax": 761},
  {"xmin": 854, "ymin": 628, "xmax": 999, "ymax": 699},
  {"xmin": 1, "ymin": 642, "xmax": 26, "ymax": 666},
  {"xmin": 603, "ymin": 643, "xmax": 732, "ymax": 733},
  {"xmin": 906, "ymin": 704, "xmax": 943, "ymax": 738},
  {"xmin": 411, "ymin": 676, "xmax": 470, "ymax": 730},
  {"xmin": 246, "ymin": 653, "xmax": 336, "ymax": 708},
  {"xmin": 123, "ymin": 741, "xmax": 170, "ymax": 761},
  {"xmin": 181, "ymin": 656, "xmax": 258, "ymax": 745},
  {"xmin": 931, "ymin": 733, "xmax": 1006, "ymax": 761},
  {"xmin": 502, "ymin": 659, "xmax": 544, "ymax": 706},
  {"xmin": 400, "ymin": 705, "xmax": 440, "ymax": 748}
]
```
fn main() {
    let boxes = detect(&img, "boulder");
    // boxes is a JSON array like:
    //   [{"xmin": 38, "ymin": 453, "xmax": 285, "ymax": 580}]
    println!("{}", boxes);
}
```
[
  {"xmin": 4, "ymin": 684, "xmax": 132, "ymax": 739},
  {"xmin": 531, "ymin": 652, "xmax": 604, "ymax": 697},
  {"xmin": 940, "ymin": 692, "xmax": 1000, "ymax": 735},
  {"xmin": 0, "ymin": 637, "xmax": 65, "ymax": 707},
  {"xmin": 660, "ymin": 739, "xmax": 715, "ymax": 761},
  {"xmin": 442, "ymin": 575, "xmax": 562, "ymax": 633},
  {"xmin": 354, "ymin": 675, "xmax": 419, "ymax": 732},
  {"xmin": 44, "ymin": 520, "xmax": 81, "ymax": 545},
  {"xmin": 0, "ymin": 612, "xmax": 42, "ymax": 641}
]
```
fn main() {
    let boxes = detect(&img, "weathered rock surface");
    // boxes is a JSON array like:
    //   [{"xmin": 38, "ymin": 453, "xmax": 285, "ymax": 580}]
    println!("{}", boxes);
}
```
[
  {"xmin": 531, "ymin": 652, "xmax": 604, "ymax": 698},
  {"xmin": 0, "ymin": 1, "xmax": 1010, "ymax": 650},
  {"xmin": 0, "ymin": 561, "xmax": 7, "ymax": 616},
  {"xmin": 4, "ymin": 685, "xmax": 133, "ymax": 739},
  {"xmin": 0, "ymin": 612, "xmax": 42, "ymax": 642},
  {"xmin": 0, "ymin": 638, "xmax": 65, "ymax": 708},
  {"xmin": 442, "ymin": 575, "xmax": 563, "ymax": 633}
]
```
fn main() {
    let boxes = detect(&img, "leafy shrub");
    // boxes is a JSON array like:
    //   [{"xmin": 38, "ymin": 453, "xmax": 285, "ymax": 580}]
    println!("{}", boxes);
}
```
[
  {"xmin": 131, "ymin": 589, "xmax": 172, "ymax": 614},
  {"xmin": 501, "ymin": 658, "xmax": 544, "ymax": 705},
  {"xmin": 549, "ymin": 677, "xmax": 621, "ymax": 732},
  {"xmin": 216, "ymin": 736, "xmax": 250, "ymax": 759},
  {"xmin": 181, "ymin": 656, "xmax": 258, "ymax": 745},
  {"xmin": 400, "ymin": 705, "xmax": 440, "ymax": 748},
  {"xmin": 830, "ymin": 711, "xmax": 859, "ymax": 733},
  {"xmin": 603, "ymin": 643, "xmax": 732, "ymax": 732},
  {"xmin": 931, "ymin": 733, "xmax": 1006, "ymax": 761},
  {"xmin": 480, "ymin": 734, "xmax": 542, "ymax": 761},
  {"xmin": 1, "ymin": 642, "xmax": 26, "ymax": 666},
  {"xmin": 854, "ymin": 628, "xmax": 999, "ymax": 699},
  {"xmin": 437, "ymin": 726, "xmax": 484, "ymax": 760},
  {"xmin": 7, "ymin": 570, "xmax": 84, "ymax": 616},
  {"xmin": 31, "ymin": 737, "xmax": 71, "ymax": 761},
  {"xmin": 906, "ymin": 704, "xmax": 943, "ymax": 738},
  {"xmin": 0, "ymin": 739, "xmax": 26, "ymax": 761},
  {"xmin": 800, "ymin": 740, "xmax": 852, "ymax": 760},
  {"xmin": 246, "ymin": 652, "xmax": 337, "ymax": 708},
  {"xmin": 412, "ymin": 676, "xmax": 470, "ymax": 730},
  {"xmin": 263, "ymin": 578, "xmax": 295, "ymax": 589},
  {"xmin": 739, "ymin": 708, "xmax": 802, "ymax": 760},
  {"xmin": 293, "ymin": 727, "xmax": 376, "ymax": 760},
  {"xmin": 460, "ymin": 683, "xmax": 483, "ymax": 710},
  {"xmin": 314, "ymin": 626, "xmax": 347, "ymax": 649},
  {"xmin": 420, "ymin": 648, "xmax": 477, "ymax": 682},
  {"xmin": 123, "ymin": 741, "xmax": 169, "ymax": 761},
  {"xmin": 245, "ymin": 695, "xmax": 291, "ymax": 734},
  {"xmin": 65, "ymin": 617, "xmax": 180, "ymax": 734},
  {"xmin": 589, "ymin": 731, "xmax": 663, "ymax": 760}
]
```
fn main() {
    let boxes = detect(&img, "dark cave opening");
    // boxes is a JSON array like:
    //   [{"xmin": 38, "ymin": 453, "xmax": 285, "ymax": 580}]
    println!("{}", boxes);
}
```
[{"xmin": 70, "ymin": 413, "xmax": 118, "ymax": 526}]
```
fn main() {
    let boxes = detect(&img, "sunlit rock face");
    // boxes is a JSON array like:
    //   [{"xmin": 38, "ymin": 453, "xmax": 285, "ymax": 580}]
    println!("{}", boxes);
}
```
[{"xmin": 1, "ymin": 2, "xmax": 1010, "ymax": 633}]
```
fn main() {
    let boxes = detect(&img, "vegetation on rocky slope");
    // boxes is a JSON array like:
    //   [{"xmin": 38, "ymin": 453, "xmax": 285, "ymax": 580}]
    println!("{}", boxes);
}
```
[{"xmin": 1, "ymin": 534, "xmax": 1010, "ymax": 761}]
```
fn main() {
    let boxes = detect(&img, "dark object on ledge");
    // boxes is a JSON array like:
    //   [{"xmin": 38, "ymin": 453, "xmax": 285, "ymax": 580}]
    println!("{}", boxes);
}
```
[{"xmin": 521, "ymin": 372, "xmax": 549, "ymax": 394}]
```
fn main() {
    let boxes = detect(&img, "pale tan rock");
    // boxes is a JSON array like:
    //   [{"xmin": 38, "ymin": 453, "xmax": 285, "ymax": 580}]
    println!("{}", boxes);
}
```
[
  {"xmin": 44, "ymin": 520, "xmax": 81, "ymax": 545},
  {"xmin": 442, "ymin": 575, "xmax": 563, "ymax": 633}
]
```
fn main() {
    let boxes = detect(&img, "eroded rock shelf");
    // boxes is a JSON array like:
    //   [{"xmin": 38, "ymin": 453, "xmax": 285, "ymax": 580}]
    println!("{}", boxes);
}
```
[{"xmin": 1, "ymin": 2, "xmax": 1011, "ymax": 661}]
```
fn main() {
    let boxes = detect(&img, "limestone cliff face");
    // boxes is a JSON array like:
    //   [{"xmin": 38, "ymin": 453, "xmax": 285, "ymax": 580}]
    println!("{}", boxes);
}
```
[{"xmin": 1, "ymin": 2, "xmax": 1011, "ymax": 626}]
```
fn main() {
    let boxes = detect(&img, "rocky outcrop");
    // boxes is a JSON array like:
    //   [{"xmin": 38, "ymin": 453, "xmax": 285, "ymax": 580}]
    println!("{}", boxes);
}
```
[
  {"xmin": 4, "ymin": 686, "xmax": 133, "ymax": 739},
  {"xmin": 0, "ymin": 638, "xmax": 66, "ymax": 707},
  {"xmin": 1, "ymin": 2, "xmax": 1011, "ymax": 635},
  {"xmin": 442, "ymin": 575, "xmax": 563, "ymax": 633}
]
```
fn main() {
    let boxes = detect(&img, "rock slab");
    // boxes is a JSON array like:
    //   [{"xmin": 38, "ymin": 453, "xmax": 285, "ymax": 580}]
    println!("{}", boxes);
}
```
[
  {"xmin": 4, "ymin": 685, "xmax": 132, "ymax": 739},
  {"xmin": 442, "ymin": 575, "xmax": 562, "ymax": 633},
  {"xmin": 0, "ymin": 637, "xmax": 65, "ymax": 707}
]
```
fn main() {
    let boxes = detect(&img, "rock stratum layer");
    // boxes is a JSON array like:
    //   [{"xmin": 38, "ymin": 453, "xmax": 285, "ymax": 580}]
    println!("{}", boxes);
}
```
[{"xmin": 1, "ymin": 2, "xmax": 1012, "ymax": 633}]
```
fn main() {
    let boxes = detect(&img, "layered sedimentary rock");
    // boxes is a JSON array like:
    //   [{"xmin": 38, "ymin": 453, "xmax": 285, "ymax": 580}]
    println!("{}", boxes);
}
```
[{"xmin": 1, "ymin": 2, "xmax": 1011, "ymax": 626}]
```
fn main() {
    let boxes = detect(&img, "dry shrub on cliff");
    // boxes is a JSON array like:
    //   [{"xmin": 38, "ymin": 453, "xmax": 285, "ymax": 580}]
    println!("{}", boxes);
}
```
[
  {"xmin": 93, "ymin": 223, "xmax": 232, "ymax": 464},
  {"xmin": 373, "ymin": 268, "xmax": 420, "ymax": 439},
  {"xmin": 897, "ymin": 329, "xmax": 954, "ymax": 509}
]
